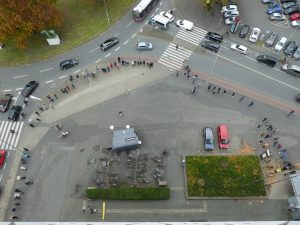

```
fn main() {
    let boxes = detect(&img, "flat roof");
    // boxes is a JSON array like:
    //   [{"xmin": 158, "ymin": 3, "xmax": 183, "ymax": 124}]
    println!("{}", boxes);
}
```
[{"xmin": 112, "ymin": 128, "xmax": 139, "ymax": 150}]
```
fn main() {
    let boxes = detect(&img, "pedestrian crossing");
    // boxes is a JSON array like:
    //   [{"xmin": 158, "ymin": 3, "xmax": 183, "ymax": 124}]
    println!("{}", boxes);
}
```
[
  {"xmin": 0, "ymin": 121, "xmax": 24, "ymax": 150},
  {"xmin": 175, "ymin": 26, "xmax": 207, "ymax": 46},
  {"xmin": 158, "ymin": 43, "xmax": 193, "ymax": 70}
]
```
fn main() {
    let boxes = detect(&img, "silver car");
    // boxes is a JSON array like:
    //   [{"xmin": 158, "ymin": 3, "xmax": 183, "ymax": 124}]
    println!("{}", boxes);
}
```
[
  {"xmin": 203, "ymin": 127, "xmax": 214, "ymax": 151},
  {"xmin": 269, "ymin": 13, "xmax": 286, "ymax": 21},
  {"xmin": 136, "ymin": 42, "xmax": 153, "ymax": 51}
]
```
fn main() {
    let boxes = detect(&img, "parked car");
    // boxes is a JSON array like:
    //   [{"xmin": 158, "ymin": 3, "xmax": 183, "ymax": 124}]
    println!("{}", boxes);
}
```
[
  {"xmin": 284, "ymin": 6, "xmax": 299, "ymax": 15},
  {"xmin": 0, "ymin": 150, "xmax": 6, "ymax": 168},
  {"xmin": 295, "ymin": 93, "xmax": 300, "ymax": 103},
  {"xmin": 265, "ymin": 32, "xmax": 278, "ymax": 47},
  {"xmin": 257, "ymin": 55, "xmax": 278, "ymax": 67},
  {"xmin": 201, "ymin": 40, "xmax": 220, "ymax": 53},
  {"xmin": 281, "ymin": 0, "xmax": 297, "ymax": 3},
  {"xmin": 282, "ymin": 1, "xmax": 297, "ymax": 9},
  {"xmin": 269, "ymin": 13, "xmax": 286, "ymax": 21},
  {"xmin": 136, "ymin": 41, "xmax": 153, "ymax": 51},
  {"xmin": 249, "ymin": 27, "xmax": 260, "ymax": 42},
  {"xmin": 59, "ymin": 58, "xmax": 79, "ymax": 70},
  {"xmin": 21, "ymin": 81, "xmax": 38, "ymax": 97},
  {"xmin": 203, "ymin": 127, "xmax": 214, "ymax": 151},
  {"xmin": 293, "ymin": 47, "xmax": 300, "ymax": 60},
  {"xmin": 274, "ymin": 37, "xmax": 287, "ymax": 51},
  {"xmin": 221, "ymin": 5, "xmax": 238, "ymax": 12},
  {"xmin": 176, "ymin": 20, "xmax": 194, "ymax": 31},
  {"xmin": 159, "ymin": 11, "xmax": 174, "ymax": 23},
  {"xmin": 230, "ymin": 43, "xmax": 248, "ymax": 54},
  {"xmin": 267, "ymin": 3, "xmax": 283, "ymax": 14},
  {"xmin": 0, "ymin": 93, "xmax": 12, "ymax": 112},
  {"xmin": 238, "ymin": 24, "xmax": 250, "ymax": 38},
  {"xmin": 223, "ymin": 10, "xmax": 239, "ymax": 18},
  {"xmin": 291, "ymin": 20, "xmax": 300, "ymax": 27},
  {"xmin": 261, "ymin": 0, "xmax": 276, "ymax": 4},
  {"xmin": 284, "ymin": 41, "xmax": 297, "ymax": 56},
  {"xmin": 100, "ymin": 37, "xmax": 119, "ymax": 51},
  {"xmin": 290, "ymin": 12, "xmax": 300, "ymax": 21},
  {"xmin": 281, "ymin": 63, "xmax": 300, "ymax": 77},
  {"xmin": 225, "ymin": 17, "xmax": 236, "ymax": 25},
  {"xmin": 205, "ymin": 32, "xmax": 223, "ymax": 43},
  {"xmin": 217, "ymin": 124, "xmax": 230, "ymax": 149},
  {"xmin": 8, "ymin": 105, "xmax": 22, "ymax": 121}
]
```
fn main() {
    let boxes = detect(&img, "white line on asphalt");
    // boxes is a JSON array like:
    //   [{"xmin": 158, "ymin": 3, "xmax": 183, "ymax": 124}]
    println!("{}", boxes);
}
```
[
  {"xmin": 15, "ymin": 88, "xmax": 23, "ymax": 91},
  {"xmin": 40, "ymin": 67, "xmax": 53, "ymax": 73},
  {"xmin": 14, "ymin": 92, "xmax": 21, "ymax": 105},
  {"xmin": 0, "ymin": 174, "xmax": 2, "ymax": 182},
  {"xmin": 217, "ymin": 53, "xmax": 300, "ymax": 91},
  {"xmin": 131, "ymin": 33, "xmax": 136, "ymax": 38},
  {"xmin": 115, "ymin": 33, "xmax": 120, "ymax": 37},
  {"xmin": 159, "ymin": 1, "xmax": 162, "ymax": 5},
  {"xmin": 155, "ymin": 8, "xmax": 159, "ymax": 12},
  {"xmin": 95, "ymin": 59, "xmax": 102, "ymax": 63},
  {"xmin": 3, "ymin": 163, "xmax": 6, "ymax": 170},
  {"xmin": 73, "ymin": 69, "xmax": 80, "ymax": 74},
  {"xmin": 4, "ymin": 89, "xmax": 12, "ymax": 92},
  {"xmin": 30, "ymin": 95, "xmax": 42, "ymax": 101},
  {"xmin": 89, "ymin": 46, "xmax": 99, "ymax": 53},
  {"xmin": 126, "ymin": 21, "xmax": 133, "ymax": 27},
  {"xmin": 13, "ymin": 74, "xmax": 28, "ymax": 79},
  {"xmin": 114, "ymin": 47, "xmax": 120, "ymax": 52},
  {"xmin": 151, "ymin": 13, "xmax": 154, "ymax": 17},
  {"xmin": 45, "ymin": 80, "xmax": 54, "ymax": 83},
  {"xmin": 123, "ymin": 40, "xmax": 129, "ymax": 45},
  {"xmin": 59, "ymin": 75, "xmax": 67, "ymax": 79},
  {"xmin": 105, "ymin": 53, "xmax": 111, "ymax": 58}
]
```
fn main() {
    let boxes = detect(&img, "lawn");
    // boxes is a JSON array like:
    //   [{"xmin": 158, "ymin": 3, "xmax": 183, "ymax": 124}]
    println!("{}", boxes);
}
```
[
  {"xmin": 0, "ymin": 0, "xmax": 136, "ymax": 66},
  {"xmin": 186, "ymin": 155, "xmax": 266, "ymax": 197}
]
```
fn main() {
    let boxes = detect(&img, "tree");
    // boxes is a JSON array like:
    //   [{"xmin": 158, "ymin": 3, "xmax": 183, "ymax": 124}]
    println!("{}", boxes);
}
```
[{"xmin": 0, "ymin": 0, "xmax": 62, "ymax": 48}]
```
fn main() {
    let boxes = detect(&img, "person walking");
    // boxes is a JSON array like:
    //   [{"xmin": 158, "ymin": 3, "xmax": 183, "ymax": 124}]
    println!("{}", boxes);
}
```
[
  {"xmin": 262, "ymin": 117, "xmax": 268, "ymax": 123},
  {"xmin": 248, "ymin": 101, "xmax": 254, "ymax": 107},
  {"xmin": 10, "ymin": 129, "xmax": 15, "ymax": 134},
  {"xmin": 23, "ymin": 98, "xmax": 29, "ymax": 105},
  {"xmin": 29, "ymin": 123, "xmax": 35, "ymax": 128},
  {"xmin": 212, "ymin": 86, "xmax": 216, "ymax": 94},
  {"xmin": 217, "ymin": 87, "xmax": 221, "ymax": 94},
  {"xmin": 239, "ymin": 96, "xmax": 245, "ymax": 102},
  {"xmin": 176, "ymin": 44, "xmax": 178, "ymax": 50},
  {"xmin": 287, "ymin": 109, "xmax": 295, "ymax": 117},
  {"xmin": 207, "ymin": 84, "xmax": 212, "ymax": 91},
  {"xmin": 35, "ymin": 111, "xmax": 40, "ymax": 116},
  {"xmin": 231, "ymin": 92, "xmax": 235, "ymax": 97},
  {"xmin": 176, "ymin": 71, "xmax": 179, "ymax": 77},
  {"xmin": 36, "ymin": 118, "xmax": 41, "ymax": 122}
]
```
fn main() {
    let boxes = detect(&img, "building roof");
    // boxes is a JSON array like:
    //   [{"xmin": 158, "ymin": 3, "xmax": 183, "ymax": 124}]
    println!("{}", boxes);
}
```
[{"xmin": 112, "ymin": 128, "xmax": 139, "ymax": 150}]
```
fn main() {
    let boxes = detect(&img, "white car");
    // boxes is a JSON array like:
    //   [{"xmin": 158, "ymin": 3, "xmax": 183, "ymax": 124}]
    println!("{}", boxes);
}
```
[
  {"xmin": 221, "ymin": 5, "xmax": 238, "ymax": 13},
  {"xmin": 223, "ymin": 10, "xmax": 239, "ymax": 18},
  {"xmin": 225, "ymin": 17, "xmax": 236, "ymax": 25},
  {"xmin": 274, "ymin": 37, "xmax": 287, "ymax": 51},
  {"xmin": 230, "ymin": 43, "xmax": 248, "ymax": 55},
  {"xmin": 291, "ymin": 20, "xmax": 300, "ymax": 28},
  {"xmin": 159, "ymin": 11, "xmax": 174, "ymax": 23},
  {"xmin": 176, "ymin": 19, "xmax": 194, "ymax": 31},
  {"xmin": 249, "ymin": 27, "xmax": 260, "ymax": 43}
]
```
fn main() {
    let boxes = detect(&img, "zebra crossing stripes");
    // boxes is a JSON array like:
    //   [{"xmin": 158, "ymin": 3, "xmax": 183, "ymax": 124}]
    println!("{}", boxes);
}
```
[
  {"xmin": 176, "ymin": 26, "xmax": 207, "ymax": 46},
  {"xmin": 0, "ymin": 121, "xmax": 24, "ymax": 150},
  {"xmin": 158, "ymin": 43, "xmax": 193, "ymax": 70}
]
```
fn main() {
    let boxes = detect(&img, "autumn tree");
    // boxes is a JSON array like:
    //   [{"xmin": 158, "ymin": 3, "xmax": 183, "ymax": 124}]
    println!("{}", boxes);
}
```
[{"xmin": 0, "ymin": 0, "xmax": 62, "ymax": 48}]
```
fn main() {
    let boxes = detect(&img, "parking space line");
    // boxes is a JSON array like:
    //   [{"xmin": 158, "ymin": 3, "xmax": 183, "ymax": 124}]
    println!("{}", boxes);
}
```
[
  {"xmin": 45, "ymin": 80, "xmax": 54, "ymax": 83},
  {"xmin": 15, "ymin": 88, "xmax": 23, "ymax": 91},
  {"xmin": 89, "ymin": 47, "xmax": 99, "ymax": 53},
  {"xmin": 40, "ymin": 67, "xmax": 53, "ymax": 73},
  {"xmin": 123, "ymin": 40, "xmax": 129, "ymax": 45},
  {"xmin": 105, "ymin": 53, "xmax": 111, "ymax": 58},
  {"xmin": 131, "ymin": 33, "xmax": 136, "ymax": 38},
  {"xmin": 13, "ymin": 75, "xmax": 28, "ymax": 79},
  {"xmin": 73, "ymin": 69, "xmax": 80, "ymax": 74},
  {"xmin": 126, "ymin": 21, "xmax": 133, "ymax": 27},
  {"xmin": 95, "ymin": 59, "xmax": 102, "ymax": 63},
  {"xmin": 59, "ymin": 75, "xmax": 67, "ymax": 79},
  {"xmin": 114, "ymin": 47, "xmax": 120, "ymax": 52}
]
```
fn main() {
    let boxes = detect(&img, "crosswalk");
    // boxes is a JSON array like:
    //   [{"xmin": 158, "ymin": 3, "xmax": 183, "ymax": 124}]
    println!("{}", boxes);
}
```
[
  {"xmin": 158, "ymin": 43, "xmax": 193, "ymax": 70},
  {"xmin": 175, "ymin": 26, "xmax": 207, "ymax": 46},
  {"xmin": 0, "ymin": 121, "xmax": 24, "ymax": 150}
]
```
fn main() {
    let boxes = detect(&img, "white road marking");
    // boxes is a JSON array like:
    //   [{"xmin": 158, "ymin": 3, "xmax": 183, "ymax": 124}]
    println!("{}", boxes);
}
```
[
  {"xmin": 217, "ymin": 53, "xmax": 300, "ymax": 91},
  {"xmin": 114, "ymin": 47, "xmax": 120, "ymax": 52},
  {"xmin": 159, "ymin": 1, "xmax": 162, "ymax": 5},
  {"xmin": 13, "ymin": 75, "xmax": 28, "ymax": 79},
  {"xmin": 155, "ymin": 8, "xmax": 159, "ymax": 12},
  {"xmin": 29, "ymin": 95, "xmax": 42, "ymax": 101},
  {"xmin": 3, "ymin": 163, "xmax": 6, "ymax": 170},
  {"xmin": 105, "ymin": 53, "xmax": 111, "ymax": 58},
  {"xmin": 0, "ymin": 174, "xmax": 2, "ymax": 182},
  {"xmin": 59, "ymin": 75, "xmax": 67, "ymax": 79},
  {"xmin": 45, "ymin": 80, "xmax": 54, "ymax": 83},
  {"xmin": 131, "ymin": 33, "xmax": 136, "ymax": 38},
  {"xmin": 14, "ymin": 92, "xmax": 21, "ymax": 105},
  {"xmin": 40, "ymin": 67, "xmax": 53, "ymax": 73},
  {"xmin": 73, "ymin": 69, "xmax": 80, "ymax": 74},
  {"xmin": 123, "ymin": 40, "xmax": 129, "ymax": 45},
  {"xmin": 115, "ymin": 33, "xmax": 120, "ymax": 37},
  {"xmin": 95, "ymin": 59, "xmax": 102, "ymax": 63},
  {"xmin": 126, "ymin": 21, "xmax": 133, "ymax": 27},
  {"xmin": 15, "ymin": 88, "xmax": 23, "ymax": 91},
  {"xmin": 89, "ymin": 47, "xmax": 99, "ymax": 53},
  {"xmin": 4, "ymin": 90, "xmax": 12, "ymax": 92}
]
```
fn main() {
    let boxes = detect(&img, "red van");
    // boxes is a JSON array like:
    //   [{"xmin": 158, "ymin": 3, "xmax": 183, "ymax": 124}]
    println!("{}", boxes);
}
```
[{"xmin": 217, "ymin": 124, "xmax": 230, "ymax": 149}]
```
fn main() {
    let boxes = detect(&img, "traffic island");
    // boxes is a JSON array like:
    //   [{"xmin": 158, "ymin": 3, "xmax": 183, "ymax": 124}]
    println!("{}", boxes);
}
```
[{"xmin": 185, "ymin": 155, "xmax": 267, "ymax": 198}]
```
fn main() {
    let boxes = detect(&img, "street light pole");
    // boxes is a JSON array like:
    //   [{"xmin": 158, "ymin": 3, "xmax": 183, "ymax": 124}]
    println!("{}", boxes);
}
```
[
  {"xmin": 103, "ymin": 0, "xmax": 110, "ymax": 24},
  {"xmin": 207, "ymin": 53, "xmax": 219, "ymax": 84}
]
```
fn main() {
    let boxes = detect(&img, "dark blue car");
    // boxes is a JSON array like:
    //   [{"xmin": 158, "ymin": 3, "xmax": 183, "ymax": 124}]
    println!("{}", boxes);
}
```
[{"xmin": 267, "ymin": 3, "xmax": 283, "ymax": 14}]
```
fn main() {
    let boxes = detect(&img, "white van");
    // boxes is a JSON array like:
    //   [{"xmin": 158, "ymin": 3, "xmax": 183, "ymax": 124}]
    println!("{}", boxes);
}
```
[
  {"xmin": 281, "ymin": 64, "xmax": 300, "ymax": 78},
  {"xmin": 148, "ymin": 14, "xmax": 169, "ymax": 30}
]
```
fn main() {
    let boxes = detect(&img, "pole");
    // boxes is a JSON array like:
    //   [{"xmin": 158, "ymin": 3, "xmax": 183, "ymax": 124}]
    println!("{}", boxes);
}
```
[
  {"xmin": 103, "ymin": 0, "xmax": 110, "ymax": 23},
  {"xmin": 207, "ymin": 54, "xmax": 219, "ymax": 84},
  {"xmin": 139, "ymin": 29, "xmax": 142, "ymax": 60}
]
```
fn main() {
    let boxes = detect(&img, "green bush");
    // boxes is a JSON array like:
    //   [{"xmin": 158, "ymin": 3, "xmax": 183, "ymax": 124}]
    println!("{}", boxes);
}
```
[
  {"xmin": 86, "ymin": 187, "xmax": 170, "ymax": 200},
  {"xmin": 186, "ymin": 155, "xmax": 266, "ymax": 197}
]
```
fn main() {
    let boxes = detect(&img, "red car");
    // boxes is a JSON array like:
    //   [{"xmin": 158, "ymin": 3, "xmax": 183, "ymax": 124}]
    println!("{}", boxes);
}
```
[
  {"xmin": 290, "ymin": 13, "xmax": 300, "ymax": 21},
  {"xmin": 217, "ymin": 124, "xmax": 230, "ymax": 149},
  {"xmin": 0, "ymin": 150, "xmax": 6, "ymax": 168},
  {"xmin": 0, "ymin": 94, "xmax": 12, "ymax": 112}
]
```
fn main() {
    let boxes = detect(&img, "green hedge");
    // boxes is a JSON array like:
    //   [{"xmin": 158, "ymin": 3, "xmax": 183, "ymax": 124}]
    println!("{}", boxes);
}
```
[{"xmin": 86, "ymin": 187, "xmax": 170, "ymax": 200}]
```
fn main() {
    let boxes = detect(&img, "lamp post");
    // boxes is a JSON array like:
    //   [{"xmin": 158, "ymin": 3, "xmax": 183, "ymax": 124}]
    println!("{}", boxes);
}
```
[
  {"xmin": 207, "ymin": 53, "xmax": 219, "ymax": 84},
  {"xmin": 103, "ymin": 0, "xmax": 110, "ymax": 23}
]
